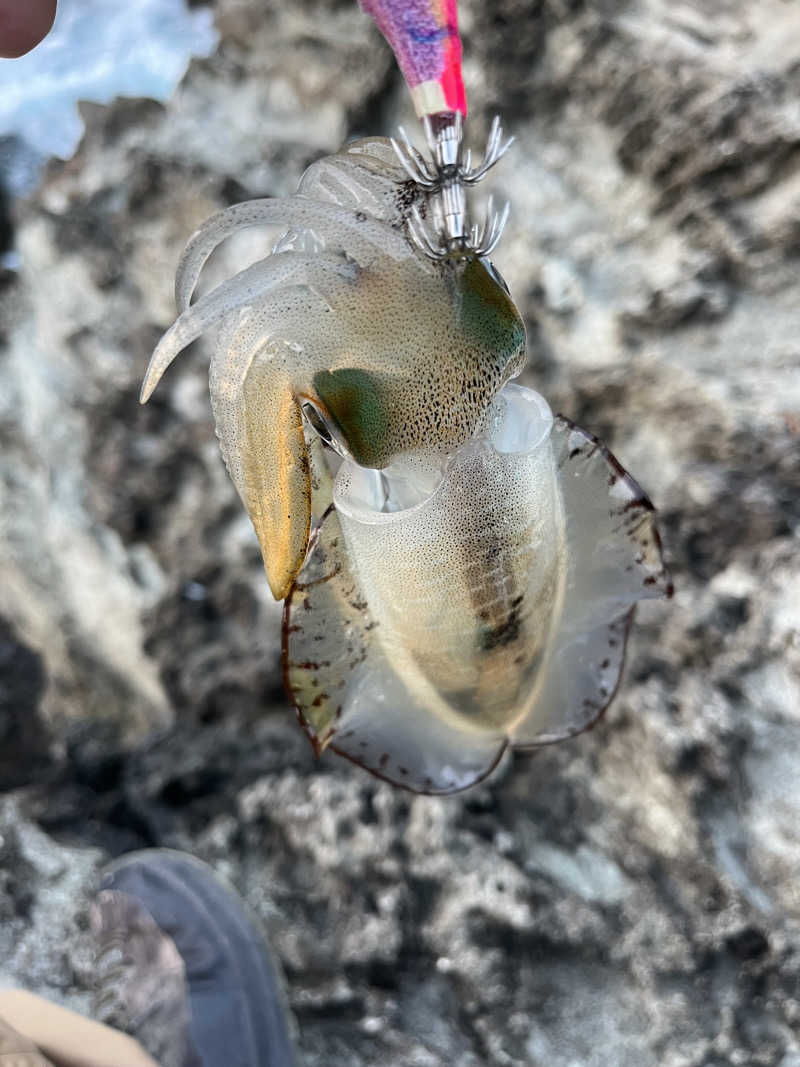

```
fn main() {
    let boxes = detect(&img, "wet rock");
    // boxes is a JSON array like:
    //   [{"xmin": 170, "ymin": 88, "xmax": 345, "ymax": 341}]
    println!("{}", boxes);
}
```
[
  {"xmin": 0, "ymin": 0, "xmax": 798, "ymax": 1064},
  {"xmin": 0, "ymin": 617, "xmax": 51, "ymax": 790}
]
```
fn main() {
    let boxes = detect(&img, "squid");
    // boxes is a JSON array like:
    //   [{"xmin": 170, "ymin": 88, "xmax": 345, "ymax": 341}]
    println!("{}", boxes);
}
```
[
  {"xmin": 142, "ymin": 135, "xmax": 671, "ymax": 794},
  {"xmin": 141, "ymin": 138, "xmax": 526, "ymax": 599}
]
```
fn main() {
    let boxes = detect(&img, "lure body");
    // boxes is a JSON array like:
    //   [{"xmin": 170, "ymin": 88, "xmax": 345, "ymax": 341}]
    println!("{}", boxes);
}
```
[
  {"xmin": 360, "ymin": 0, "xmax": 466, "ymax": 119},
  {"xmin": 284, "ymin": 384, "xmax": 671, "ymax": 793},
  {"xmin": 141, "ymin": 139, "xmax": 526, "ymax": 599}
]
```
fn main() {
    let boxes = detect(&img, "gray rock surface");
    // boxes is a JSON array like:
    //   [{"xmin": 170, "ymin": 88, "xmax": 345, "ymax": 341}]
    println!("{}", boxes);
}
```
[{"xmin": 1, "ymin": 0, "xmax": 799, "ymax": 1064}]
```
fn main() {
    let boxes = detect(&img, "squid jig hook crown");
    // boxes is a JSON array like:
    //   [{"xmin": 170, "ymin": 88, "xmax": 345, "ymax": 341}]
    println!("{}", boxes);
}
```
[{"xmin": 391, "ymin": 112, "xmax": 514, "ymax": 260}]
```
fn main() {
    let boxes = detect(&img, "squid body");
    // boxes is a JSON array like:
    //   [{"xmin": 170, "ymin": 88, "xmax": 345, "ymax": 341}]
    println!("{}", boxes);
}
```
[
  {"xmin": 142, "ymin": 137, "xmax": 671, "ymax": 793},
  {"xmin": 285, "ymin": 384, "xmax": 671, "ymax": 792}
]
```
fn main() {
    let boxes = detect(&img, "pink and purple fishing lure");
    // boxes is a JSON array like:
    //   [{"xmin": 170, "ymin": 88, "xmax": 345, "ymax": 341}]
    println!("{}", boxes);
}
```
[{"xmin": 360, "ymin": 0, "xmax": 466, "ymax": 117}]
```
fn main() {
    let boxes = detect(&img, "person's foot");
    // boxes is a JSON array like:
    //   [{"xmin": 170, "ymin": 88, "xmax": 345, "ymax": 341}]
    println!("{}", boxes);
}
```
[
  {"xmin": 91, "ymin": 849, "xmax": 298, "ymax": 1067},
  {"xmin": 92, "ymin": 882, "xmax": 194, "ymax": 1067}
]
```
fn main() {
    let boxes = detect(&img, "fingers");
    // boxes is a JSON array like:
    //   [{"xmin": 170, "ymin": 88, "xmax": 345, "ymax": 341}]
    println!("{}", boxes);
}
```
[{"xmin": 0, "ymin": 0, "xmax": 57, "ymax": 58}]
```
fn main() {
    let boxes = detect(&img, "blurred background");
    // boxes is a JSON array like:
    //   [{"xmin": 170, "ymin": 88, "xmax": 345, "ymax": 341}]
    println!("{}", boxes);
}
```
[{"xmin": 0, "ymin": 0, "xmax": 799, "ymax": 1064}]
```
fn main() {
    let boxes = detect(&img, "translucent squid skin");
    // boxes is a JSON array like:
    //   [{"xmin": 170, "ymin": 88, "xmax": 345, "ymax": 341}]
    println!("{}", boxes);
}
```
[
  {"xmin": 140, "ymin": 138, "xmax": 526, "ymax": 599},
  {"xmin": 284, "ymin": 384, "xmax": 672, "ymax": 795},
  {"xmin": 141, "ymin": 137, "xmax": 672, "ymax": 794}
]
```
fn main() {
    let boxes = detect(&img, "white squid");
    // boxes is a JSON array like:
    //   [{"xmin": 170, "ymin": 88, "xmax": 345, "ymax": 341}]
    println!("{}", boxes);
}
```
[{"xmin": 142, "ymin": 137, "xmax": 671, "ymax": 793}]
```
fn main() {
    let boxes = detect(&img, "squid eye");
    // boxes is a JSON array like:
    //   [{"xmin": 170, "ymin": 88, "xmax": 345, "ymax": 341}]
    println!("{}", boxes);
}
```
[
  {"xmin": 483, "ymin": 258, "xmax": 510, "ymax": 294},
  {"xmin": 301, "ymin": 401, "xmax": 351, "ymax": 459}
]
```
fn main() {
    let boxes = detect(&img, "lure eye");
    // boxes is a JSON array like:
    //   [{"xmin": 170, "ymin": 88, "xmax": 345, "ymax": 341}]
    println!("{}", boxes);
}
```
[{"xmin": 483, "ymin": 258, "xmax": 510, "ymax": 294}]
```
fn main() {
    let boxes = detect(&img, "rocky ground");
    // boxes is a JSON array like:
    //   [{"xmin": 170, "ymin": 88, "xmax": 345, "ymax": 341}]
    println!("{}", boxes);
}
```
[{"xmin": 1, "ymin": 0, "xmax": 799, "ymax": 1064}]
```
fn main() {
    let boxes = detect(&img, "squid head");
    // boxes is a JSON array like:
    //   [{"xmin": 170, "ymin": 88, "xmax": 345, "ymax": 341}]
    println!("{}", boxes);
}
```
[{"xmin": 140, "ymin": 139, "xmax": 526, "ymax": 598}]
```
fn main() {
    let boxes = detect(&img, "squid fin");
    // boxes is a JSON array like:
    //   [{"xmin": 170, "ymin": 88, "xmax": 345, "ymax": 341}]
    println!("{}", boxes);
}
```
[{"xmin": 513, "ymin": 417, "xmax": 671, "ymax": 745}]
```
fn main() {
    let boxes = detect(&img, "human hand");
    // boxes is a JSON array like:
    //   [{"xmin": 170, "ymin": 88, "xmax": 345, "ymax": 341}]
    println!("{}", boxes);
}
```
[{"xmin": 0, "ymin": 0, "xmax": 56, "ymax": 58}]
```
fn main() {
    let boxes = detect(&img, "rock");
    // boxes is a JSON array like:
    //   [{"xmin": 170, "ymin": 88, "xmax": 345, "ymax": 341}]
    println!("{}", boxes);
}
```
[
  {"xmin": 0, "ymin": 0, "xmax": 798, "ymax": 1064},
  {"xmin": 0, "ymin": 617, "xmax": 51, "ymax": 790},
  {"xmin": 0, "ymin": 799, "xmax": 101, "ymax": 1009}
]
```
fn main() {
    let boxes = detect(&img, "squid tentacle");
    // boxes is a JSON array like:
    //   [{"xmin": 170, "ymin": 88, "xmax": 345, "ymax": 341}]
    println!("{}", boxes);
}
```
[
  {"xmin": 174, "ymin": 197, "xmax": 425, "ymax": 314},
  {"xmin": 141, "ymin": 251, "xmax": 353, "ymax": 402}
]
